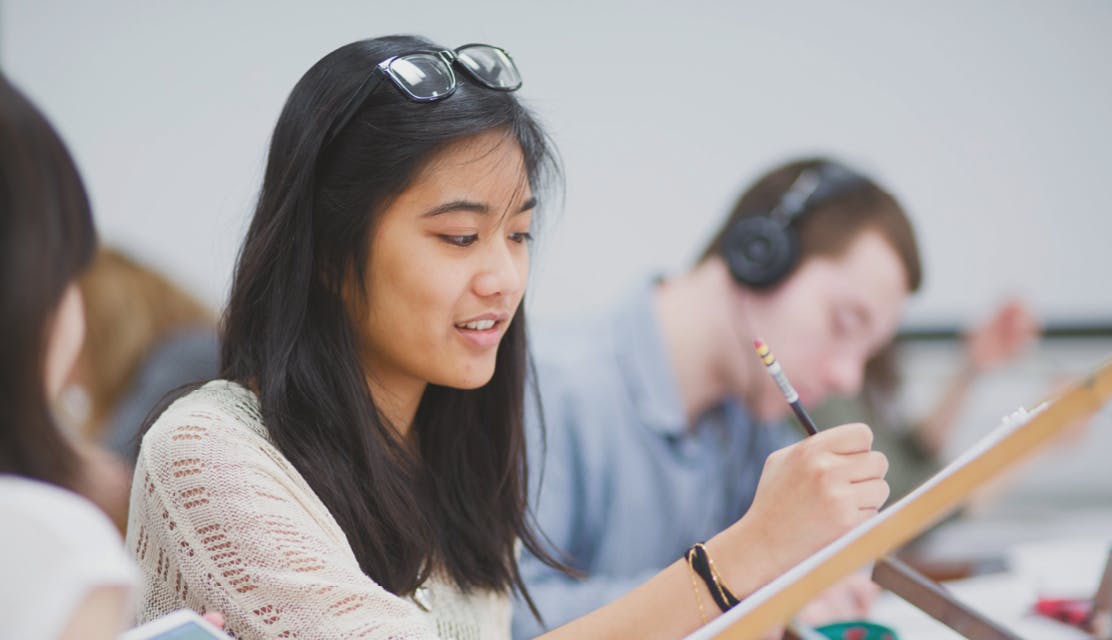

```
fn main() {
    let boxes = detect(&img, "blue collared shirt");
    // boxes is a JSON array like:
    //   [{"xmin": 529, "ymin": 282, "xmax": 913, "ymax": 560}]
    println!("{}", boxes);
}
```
[{"xmin": 513, "ymin": 281, "xmax": 795, "ymax": 637}]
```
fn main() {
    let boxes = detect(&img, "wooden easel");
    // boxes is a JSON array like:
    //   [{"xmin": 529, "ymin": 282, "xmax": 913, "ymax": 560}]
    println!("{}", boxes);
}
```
[{"xmin": 686, "ymin": 357, "xmax": 1112, "ymax": 640}]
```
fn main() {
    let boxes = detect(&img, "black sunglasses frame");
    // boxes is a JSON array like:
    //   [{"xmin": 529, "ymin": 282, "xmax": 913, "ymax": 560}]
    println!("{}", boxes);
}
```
[{"xmin": 323, "ymin": 43, "xmax": 521, "ymax": 146}]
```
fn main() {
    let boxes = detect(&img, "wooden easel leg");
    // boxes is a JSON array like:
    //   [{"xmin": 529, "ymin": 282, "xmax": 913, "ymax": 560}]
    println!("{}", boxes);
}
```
[
  {"xmin": 1088, "ymin": 548, "xmax": 1112, "ymax": 639},
  {"xmin": 872, "ymin": 556, "xmax": 1022, "ymax": 640}
]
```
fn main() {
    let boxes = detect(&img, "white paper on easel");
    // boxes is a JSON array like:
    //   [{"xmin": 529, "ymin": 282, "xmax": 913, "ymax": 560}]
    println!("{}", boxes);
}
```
[{"xmin": 684, "ymin": 403, "xmax": 1047, "ymax": 640}]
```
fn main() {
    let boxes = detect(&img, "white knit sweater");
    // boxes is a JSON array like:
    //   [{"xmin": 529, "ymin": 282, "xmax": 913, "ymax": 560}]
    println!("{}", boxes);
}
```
[{"xmin": 125, "ymin": 380, "xmax": 510, "ymax": 639}]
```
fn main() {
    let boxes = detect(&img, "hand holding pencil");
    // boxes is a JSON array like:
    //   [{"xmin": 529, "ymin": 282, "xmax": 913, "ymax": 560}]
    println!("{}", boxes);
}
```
[
  {"xmin": 714, "ymin": 340, "xmax": 891, "ymax": 584},
  {"xmin": 739, "ymin": 421, "xmax": 890, "ymax": 558}
]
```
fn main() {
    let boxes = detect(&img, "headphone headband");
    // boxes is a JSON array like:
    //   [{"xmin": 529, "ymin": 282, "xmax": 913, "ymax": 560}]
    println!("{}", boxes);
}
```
[{"xmin": 768, "ymin": 162, "xmax": 868, "ymax": 227}]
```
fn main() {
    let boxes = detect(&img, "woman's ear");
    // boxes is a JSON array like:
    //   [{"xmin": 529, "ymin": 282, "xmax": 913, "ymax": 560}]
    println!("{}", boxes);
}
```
[{"xmin": 44, "ymin": 284, "xmax": 86, "ymax": 400}]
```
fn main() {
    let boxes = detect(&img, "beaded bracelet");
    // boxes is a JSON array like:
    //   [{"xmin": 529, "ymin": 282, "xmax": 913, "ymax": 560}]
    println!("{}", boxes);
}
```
[{"xmin": 685, "ymin": 542, "xmax": 741, "ymax": 612}]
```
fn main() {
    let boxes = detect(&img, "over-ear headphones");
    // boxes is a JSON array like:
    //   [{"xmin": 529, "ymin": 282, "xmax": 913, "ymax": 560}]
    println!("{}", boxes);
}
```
[{"xmin": 722, "ymin": 161, "xmax": 869, "ymax": 289}]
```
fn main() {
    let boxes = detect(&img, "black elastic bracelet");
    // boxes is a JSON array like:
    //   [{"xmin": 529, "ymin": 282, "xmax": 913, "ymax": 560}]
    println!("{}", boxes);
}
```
[{"xmin": 685, "ymin": 543, "xmax": 741, "ymax": 612}]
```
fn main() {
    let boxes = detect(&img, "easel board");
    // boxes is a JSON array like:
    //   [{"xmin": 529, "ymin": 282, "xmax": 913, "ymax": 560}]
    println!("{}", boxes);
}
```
[{"xmin": 685, "ymin": 357, "xmax": 1112, "ymax": 640}]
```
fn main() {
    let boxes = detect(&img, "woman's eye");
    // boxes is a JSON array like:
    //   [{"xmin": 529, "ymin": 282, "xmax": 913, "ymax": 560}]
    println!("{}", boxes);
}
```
[
  {"xmin": 509, "ymin": 232, "xmax": 533, "ymax": 244},
  {"xmin": 440, "ymin": 234, "xmax": 479, "ymax": 247}
]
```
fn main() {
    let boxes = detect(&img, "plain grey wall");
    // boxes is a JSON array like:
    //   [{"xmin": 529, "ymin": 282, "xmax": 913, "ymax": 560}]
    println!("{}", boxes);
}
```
[{"xmin": 3, "ymin": 1, "xmax": 1110, "ymax": 327}]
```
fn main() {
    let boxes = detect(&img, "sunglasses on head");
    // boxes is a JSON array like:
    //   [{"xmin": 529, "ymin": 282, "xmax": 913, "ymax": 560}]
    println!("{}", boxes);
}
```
[{"xmin": 325, "ymin": 43, "xmax": 522, "ymax": 145}]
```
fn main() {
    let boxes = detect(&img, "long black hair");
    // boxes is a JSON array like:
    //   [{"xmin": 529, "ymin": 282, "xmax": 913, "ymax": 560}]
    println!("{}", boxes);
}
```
[
  {"xmin": 220, "ymin": 35, "xmax": 562, "ymax": 611},
  {"xmin": 0, "ymin": 72, "xmax": 98, "ymax": 486}
]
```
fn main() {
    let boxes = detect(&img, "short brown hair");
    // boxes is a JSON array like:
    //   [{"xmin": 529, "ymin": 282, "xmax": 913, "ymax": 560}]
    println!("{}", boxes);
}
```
[{"xmin": 701, "ymin": 157, "xmax": 922, "ymax": 292}]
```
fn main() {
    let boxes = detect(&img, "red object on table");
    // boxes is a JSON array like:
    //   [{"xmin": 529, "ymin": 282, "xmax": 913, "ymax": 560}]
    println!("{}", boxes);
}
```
[{"xmin": 1033, "ymin": 596, "xmax": 1092, "ymax": 628}]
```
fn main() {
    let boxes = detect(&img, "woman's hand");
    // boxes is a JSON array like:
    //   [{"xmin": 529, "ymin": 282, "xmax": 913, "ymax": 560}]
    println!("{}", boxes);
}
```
[
  {"xmin": 718, "ymin": 423, "xmax": 889, "ymax": 581},
  {"xmin": 544, "ymin": 424, "xmax": 890, "ymax": 640}
]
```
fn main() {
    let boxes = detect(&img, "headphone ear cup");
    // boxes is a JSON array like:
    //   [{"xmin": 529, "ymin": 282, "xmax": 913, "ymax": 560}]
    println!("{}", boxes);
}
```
[{"xmin": 723, "ymin": 216, "xmax": 799, "ymax": 288}]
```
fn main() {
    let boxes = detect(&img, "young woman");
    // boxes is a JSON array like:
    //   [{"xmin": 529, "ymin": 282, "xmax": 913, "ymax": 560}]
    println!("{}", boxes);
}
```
[
  {"xmin": 128, "ymin": 35, "xmax": 892, "ymax": 639},
  {"xmin": 0, "ymin": 71, "xmax": 137, "ymax": 640}
]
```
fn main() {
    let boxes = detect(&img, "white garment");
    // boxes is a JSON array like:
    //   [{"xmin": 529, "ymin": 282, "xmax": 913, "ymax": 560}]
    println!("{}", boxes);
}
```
[
  {"xmin": 126, "ymin": 380, "xmax": 510, "ymax": 640},
  {"xmin": 0, "ymin": 475, "xmax": 136, "ymax": 639}
]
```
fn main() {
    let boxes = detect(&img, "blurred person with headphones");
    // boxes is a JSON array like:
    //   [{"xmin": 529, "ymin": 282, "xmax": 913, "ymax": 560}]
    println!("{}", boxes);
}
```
[{"xmin": 514, "ymin": 157, "xmax": 923, "ymax": 637}]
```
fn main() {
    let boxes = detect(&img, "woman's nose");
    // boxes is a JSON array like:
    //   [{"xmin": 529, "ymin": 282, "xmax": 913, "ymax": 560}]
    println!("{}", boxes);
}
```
[{"xmin": 472, "ymin": 240, "xmax": 527, "ymax": 299}]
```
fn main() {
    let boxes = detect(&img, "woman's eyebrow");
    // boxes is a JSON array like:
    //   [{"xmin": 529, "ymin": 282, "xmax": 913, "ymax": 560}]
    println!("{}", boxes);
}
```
[
  {"xmin": 422, "ymin": 200, "xmax": 489, "ymax": 218},
  {"xmin": 517, "ymin": 196, "xmax": 538, "ymax": 213},
  {"xmin": 422, "ymin": 195, "xmax": 538, "ymax": 218}
]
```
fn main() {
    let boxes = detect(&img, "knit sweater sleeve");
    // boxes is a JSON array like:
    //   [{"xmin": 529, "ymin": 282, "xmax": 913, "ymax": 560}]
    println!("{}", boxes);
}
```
[{"xmin": 125, "ymin": 381, "xmax": 439, "ymax": 640}]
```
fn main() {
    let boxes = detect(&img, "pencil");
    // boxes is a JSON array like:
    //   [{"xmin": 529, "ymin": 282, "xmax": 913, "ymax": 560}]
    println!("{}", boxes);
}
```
[{"xmin": 753, "ymin": 339, "xmax": 820, "ymax": 436}]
